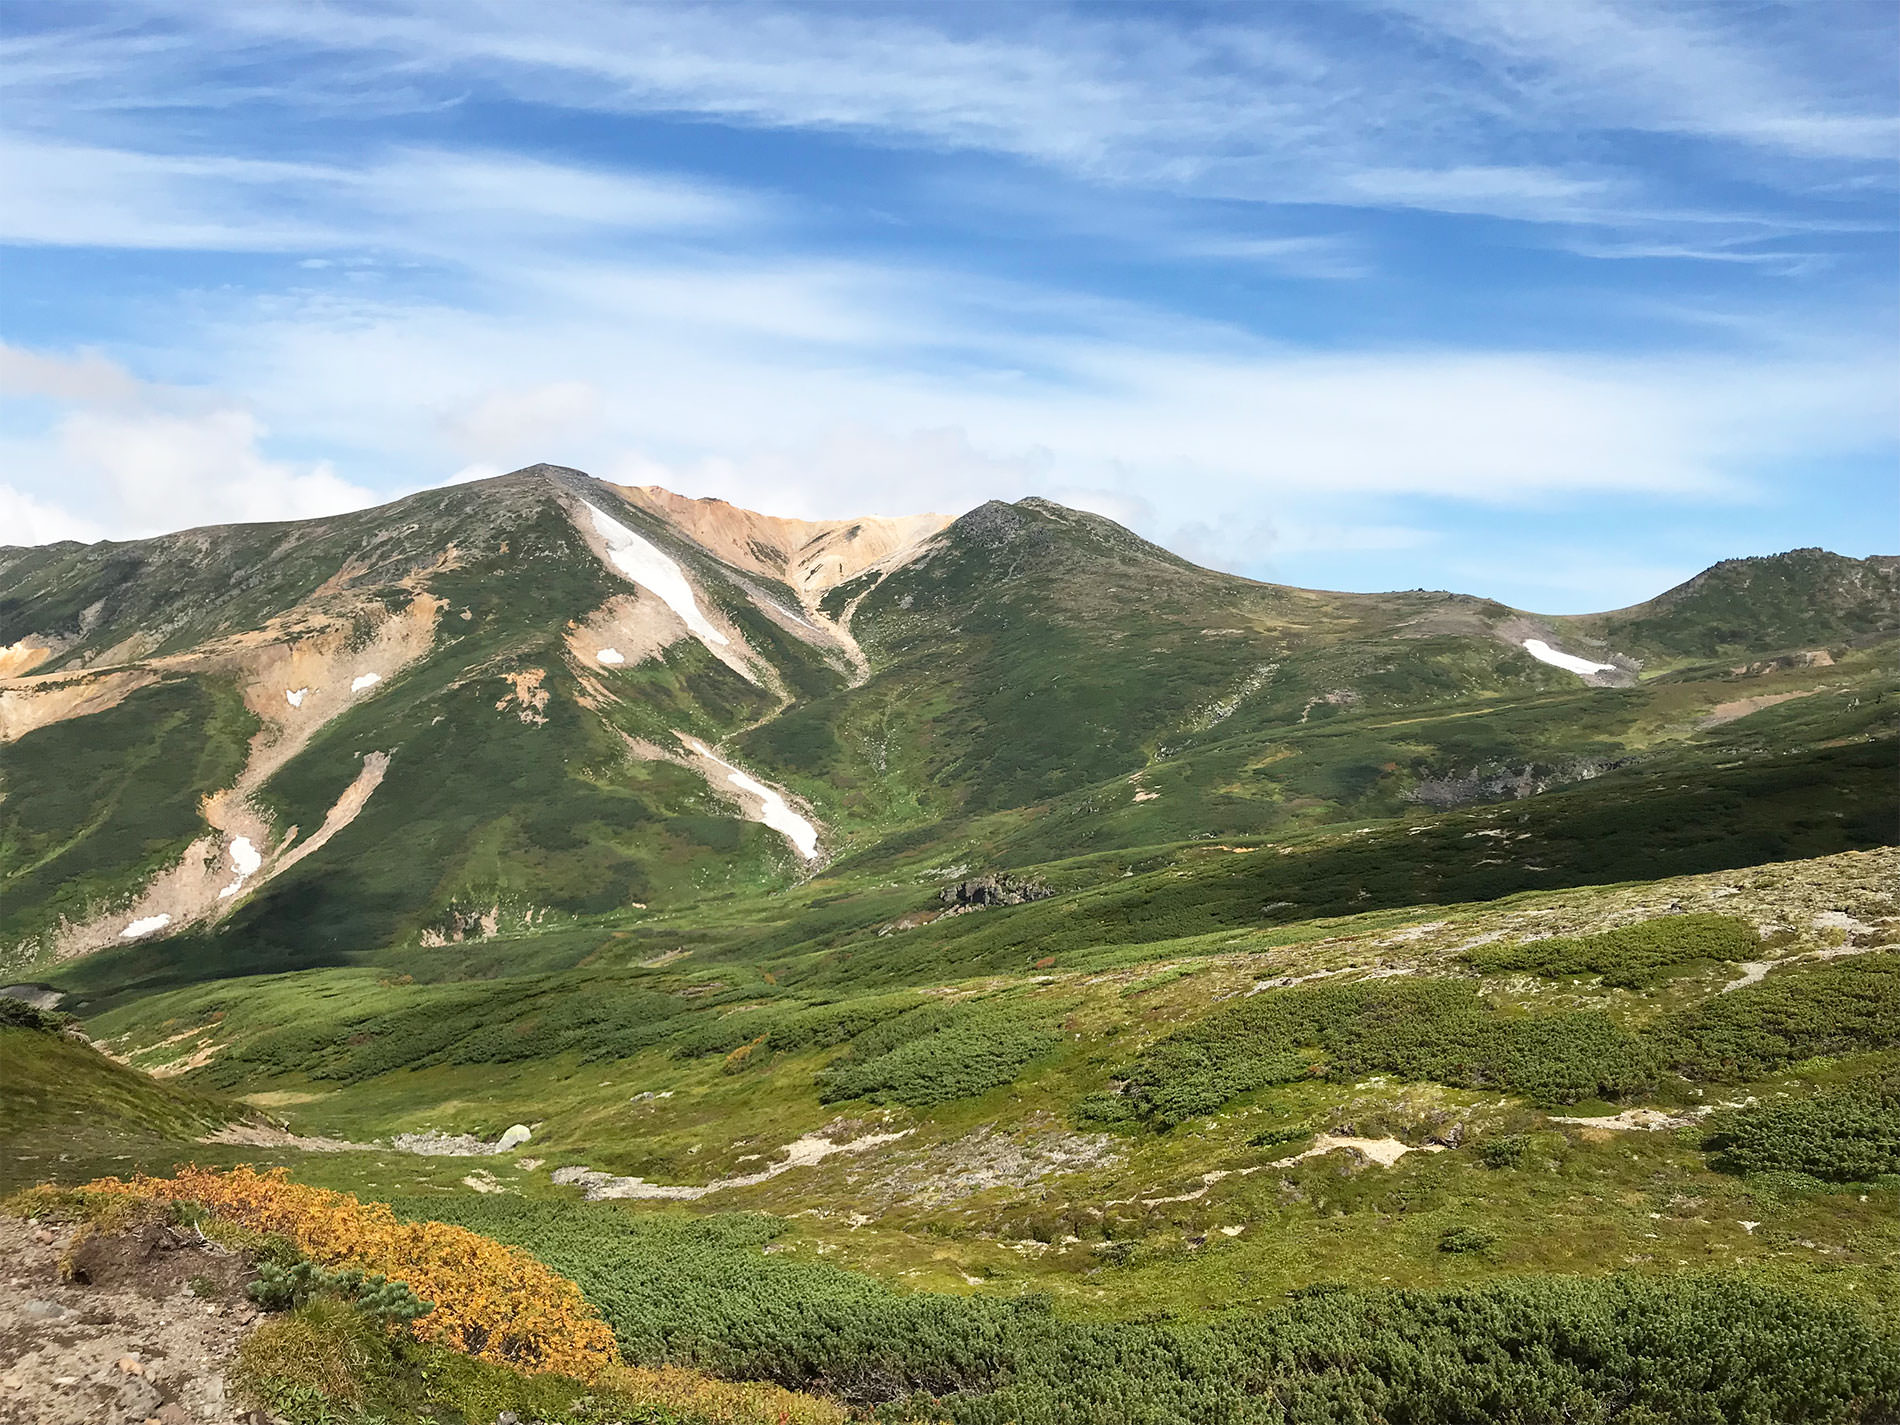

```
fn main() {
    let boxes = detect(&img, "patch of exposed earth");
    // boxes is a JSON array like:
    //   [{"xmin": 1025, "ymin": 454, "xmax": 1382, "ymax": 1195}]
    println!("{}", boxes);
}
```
[
  {"xmin": 855, "ymin": 1121, "xmax": 1123, "ymax": 1208},
  {"xmin": 199, "ymin": 1122, "xmax": 371, "ymax": 1154},
  {"xmin": 14, "ymin": 590, "xmax": 437, "ymax": 964},
  {"xmin": 0, "ymin": 1216, "xmax": 260, "ymax": 1424},
  {"xmin": 551, "ymin": 1126, "xmax": 913, "ymax": 1201}
]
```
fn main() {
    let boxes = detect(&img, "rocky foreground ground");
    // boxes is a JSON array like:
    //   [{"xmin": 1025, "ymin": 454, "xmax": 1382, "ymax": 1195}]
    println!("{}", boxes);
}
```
[{"xmin": 0, "ymin": 1216, "xmax": 259, "ymax": 1425}]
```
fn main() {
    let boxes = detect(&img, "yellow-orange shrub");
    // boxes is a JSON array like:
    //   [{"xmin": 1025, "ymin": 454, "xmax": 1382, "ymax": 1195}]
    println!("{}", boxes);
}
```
[{"xmin": 84, "ymin": 1166, "xmax": 617, "ymax": 1378}]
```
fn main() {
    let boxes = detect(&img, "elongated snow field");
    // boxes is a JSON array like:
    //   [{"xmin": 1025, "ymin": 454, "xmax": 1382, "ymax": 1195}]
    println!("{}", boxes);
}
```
[
  {"xmin": 681, "ymin": 736, "xmax": 821, "ymax": 859},
  {"xmin": 582, "ymin": 501, "xmax": 730, "ymax": 648},
  {"xmin": 725, "ymin": 764, "xmax": 821, "ymax": 859},
  {"xmin": 1522, "ymin": 638, "xmax": 1615, "ymax": 677}
]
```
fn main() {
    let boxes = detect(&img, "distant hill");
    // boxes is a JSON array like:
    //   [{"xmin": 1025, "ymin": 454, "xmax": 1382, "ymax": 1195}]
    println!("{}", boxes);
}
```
[{"xmin": 1570, "ymin": 548, "xmax": 1900, "ymax": 659}]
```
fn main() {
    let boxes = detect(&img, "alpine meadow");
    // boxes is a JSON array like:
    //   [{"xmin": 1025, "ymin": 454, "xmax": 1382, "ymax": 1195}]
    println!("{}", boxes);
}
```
[{"xmin": 3, "ymin": 2, "xmax": 1900, "ymax": 1423}]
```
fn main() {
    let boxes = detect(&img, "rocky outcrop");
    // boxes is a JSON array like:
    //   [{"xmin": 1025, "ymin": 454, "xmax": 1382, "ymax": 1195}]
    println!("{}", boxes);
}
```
[
  {"xmin": 1731, "ymin": 649, "xmax": 1833, "ymax": 676},
  {"xmin": 939, "ymin": 875, "xmax": 1055, "ymax": 912},
  {"xmin": 1407, "ymin": 757, "xmax": 1635, "ymax": 810},
  {"xmin": 387, "ymin": 1125, "xmax": 532, "ymax": 1157}
]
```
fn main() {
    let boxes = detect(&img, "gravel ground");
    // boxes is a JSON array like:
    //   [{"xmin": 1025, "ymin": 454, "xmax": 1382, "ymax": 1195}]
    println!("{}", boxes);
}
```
[{"xmin": 0, "ymin": 1216, "xmax": 260, "ymax": 1424}]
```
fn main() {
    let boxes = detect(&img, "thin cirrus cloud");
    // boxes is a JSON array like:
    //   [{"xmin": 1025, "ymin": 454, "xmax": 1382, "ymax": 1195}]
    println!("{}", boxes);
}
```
[
  {"xmin": 1388, "ymin": 0, "xmax": 1900, "ymax": 162},
  {"xmin": 0, "ymin": 132, "xmax": 763, "ymax": 253},
  {"xmin": 39, "ymin": 0, "xmax": 1890, "ymax": 207},
  {"xmin": 0, "ymin": 0, "xmax": 1893, "ymax": 611}
]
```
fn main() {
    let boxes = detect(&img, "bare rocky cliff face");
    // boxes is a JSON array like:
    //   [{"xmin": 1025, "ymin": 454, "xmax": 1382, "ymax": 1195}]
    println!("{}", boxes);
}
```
[{"xmin": 1406, "ymin": 757, "xmax": 1638, "ymax": 810}]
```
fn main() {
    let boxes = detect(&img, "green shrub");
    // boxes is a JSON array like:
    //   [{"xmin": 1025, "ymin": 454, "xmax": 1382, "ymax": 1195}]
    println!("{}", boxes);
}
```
[
  {"xmin": 1479, "ymin": 1134, "xmax": 1533, "ymax": 1169},
  {"xmin": 1089, "ymin": 958, "xmax": 1900, "ymax": 1131},
  {"xmin": 1656, "ymin": 954, "xmax": 1900, "ymax": 1082},
  {"xmin": 393, "ymin": 1198, "xmax": 1900, "ymax": 1424},
  {"xmin": 0, "ymin": 998, "xmax": 66, "ymax": 1033},
  {"xmin": 1703, "ymin": 1079, "xmax": 1900, "ymax": 1183},
  {"xmin": 765, "ymin": 994, "xmax": 928, "ymax": 1054},
  {"xmin": 816, "ymin": 999, "xmax": 1062, "ymax": 1107},
  {"xmin": 1437, "ymin": 1225, "xmax": 1498, "ymax": 1254},
  {"xmin": 1463, "ymin": 914, "xmax": 1760, "ymax": 988},
  {"xmin": 249, "ymin": 1258, "xmax": 433, "ymax": 1328},
  {"xmin": 1081, "ymin": 977, "xmax": 1658, "ymax": 1127}
]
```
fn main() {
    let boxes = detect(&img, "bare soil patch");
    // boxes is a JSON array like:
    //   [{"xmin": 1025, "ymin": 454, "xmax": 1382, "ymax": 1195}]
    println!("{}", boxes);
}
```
[{"xmin": 0, "ymin": 1216, "xmax": 260, "ymax": 1424}]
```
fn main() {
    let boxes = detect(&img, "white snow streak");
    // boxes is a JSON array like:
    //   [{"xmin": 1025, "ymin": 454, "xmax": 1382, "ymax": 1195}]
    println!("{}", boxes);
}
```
[
  {"xmin": 218, "ymin": 836, "xmax": 262, "ymax": 899},
  {"xmin": 726, "ymin": 765, "xmax": 820, "ymax": 859},
  {"xmin": 596, "ymin": 648, "xmax": 626, "ymax": 665},
  {"xmin": 284, "ymin": 687, "xmax": 309, "ymax": 707},
  {"xmin": 120, "ymin": 913, "xmax": 172, "ymax": 939},
  {"xmin": 1522, "ymin": 639, "xmax": 1615, "ymax": 677},
  {"xmin": 682, "ymin": 736, "xmax": 821, "ymax": 859},
  {"xmin": 350, "ymin": 672, "xmax": 381, "ymax": 693},
  {"xmin": 582, "ymin": 501, "xmax": 729, "ymax": 648}
]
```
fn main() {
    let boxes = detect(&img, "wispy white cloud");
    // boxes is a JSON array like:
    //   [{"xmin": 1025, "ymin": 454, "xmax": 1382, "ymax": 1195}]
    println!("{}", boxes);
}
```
[
  {"xmin": 12, "ymin": 0, "xmax": 1892, "ymax": 233},
  {"xmin": 1392, "ymin": 0, "xmax": 1900, "ymax": 162},
  {"xmin": 1179, "ymin": 235, "xmax": 1370, "ymax": 280},
  {"xmin": 0, "ymin": 342, "xmax": 375, "ymax": 538},
  {"xmin": 0, "ymin": 0, "xmax": 1892, "ymax": 604},
  {"xmin": 0, "ymin": 132, "xmax": 762, "ymax": 252}
]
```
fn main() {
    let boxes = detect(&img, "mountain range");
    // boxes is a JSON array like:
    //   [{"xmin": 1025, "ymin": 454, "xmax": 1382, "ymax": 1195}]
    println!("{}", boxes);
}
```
[{"xmin": 4, "ymin": 463, "xmax": 1893, "ymax": 983}]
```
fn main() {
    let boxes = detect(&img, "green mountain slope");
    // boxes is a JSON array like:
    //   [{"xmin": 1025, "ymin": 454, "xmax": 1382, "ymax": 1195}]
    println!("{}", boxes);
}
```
[
  {"xmin": 3, "ymin": 466, "xmax": 1894, "ymax": 981},
  {"xmin": 1569, "ymin": 547, "xmax": 1900, "ymax": 659}
]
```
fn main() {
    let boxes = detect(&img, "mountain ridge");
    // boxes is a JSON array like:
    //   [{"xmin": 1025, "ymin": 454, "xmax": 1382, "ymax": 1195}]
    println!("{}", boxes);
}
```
[{"xmin": 2, "ymin": 464, "xmax": 1894, "ymax": 974}]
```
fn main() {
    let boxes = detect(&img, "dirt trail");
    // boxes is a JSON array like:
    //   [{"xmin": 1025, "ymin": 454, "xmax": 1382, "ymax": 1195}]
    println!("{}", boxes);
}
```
[
  {"xmin": 551, "ymin": 1129, "xmax": 912, "ymax": 1201},
  {"xmin": 1134, "ymin": 1135, "xmax": 1443, "ymax": 1207},
  {"xmin": 1696, "ymin": 690, "xmax": 1817, "ymax": 730}
]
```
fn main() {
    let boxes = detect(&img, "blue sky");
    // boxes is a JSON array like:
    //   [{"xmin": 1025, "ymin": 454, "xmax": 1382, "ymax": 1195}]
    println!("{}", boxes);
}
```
[{"xmin": 1, "ymin": 0, "xmax": 1894, "ymax": 610}]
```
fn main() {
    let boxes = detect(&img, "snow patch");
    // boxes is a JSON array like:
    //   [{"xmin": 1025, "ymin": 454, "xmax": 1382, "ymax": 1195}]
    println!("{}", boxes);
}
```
[
  {"xmin": 681, "ymin": 736, "xmax": 821, "ymax": 859},
  {"xmin": 582, "ymin": 501, "xmax": 729, "ymax": 648},
  {"xmin": 228, "ymin": 837, "xmax": 262, "ymax": 877},
  {"xmin": 595, "ymin": 648, "xmax": 625, "ymax": 665},
  {"xmin": 284, "ymin": 687, "xmax": 309, "ymax": 708},
  {"xmin": 1522, "ymin": 639, "xmax": 1615, "ymax": 678},
  {"xmin": 350, "ymin": 672, "xmax": 381, "ymax": 693},
  {"xmin": 120, "ymin": 914, "xmax": 172, "ymax": 939},
  {"xmin": 217, "ymin": 836, "xmax": 262, "ymax": 899}
]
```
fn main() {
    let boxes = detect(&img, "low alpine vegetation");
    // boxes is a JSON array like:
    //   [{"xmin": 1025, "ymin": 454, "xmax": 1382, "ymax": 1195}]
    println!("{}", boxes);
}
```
[
  {"xmin": 82, "ymin": 1166, "xmax": 619, "ymax": 1377},
  {"xmin": 1460, "ymin": 913, "xmax": 1760, "ymax": 988},
  {"xmin": 1702, "ymin": 1077, "xmax": 1900, "ymax": 1183},
  {"xmin": 1082, "ymin": 955, "xmax": 1900, "ymax": 1128}
]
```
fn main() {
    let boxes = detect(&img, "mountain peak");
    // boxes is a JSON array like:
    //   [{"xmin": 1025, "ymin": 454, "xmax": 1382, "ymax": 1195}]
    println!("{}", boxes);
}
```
[{"xmin": 603, "ymin": 479, "xmax": 952, "ymax": 598}]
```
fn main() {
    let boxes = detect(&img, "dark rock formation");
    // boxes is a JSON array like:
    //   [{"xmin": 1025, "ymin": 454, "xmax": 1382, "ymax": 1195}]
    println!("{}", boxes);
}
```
[{"xmin": 939, "ymin": 875, "xmax": 1055, "ymax": 912}]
